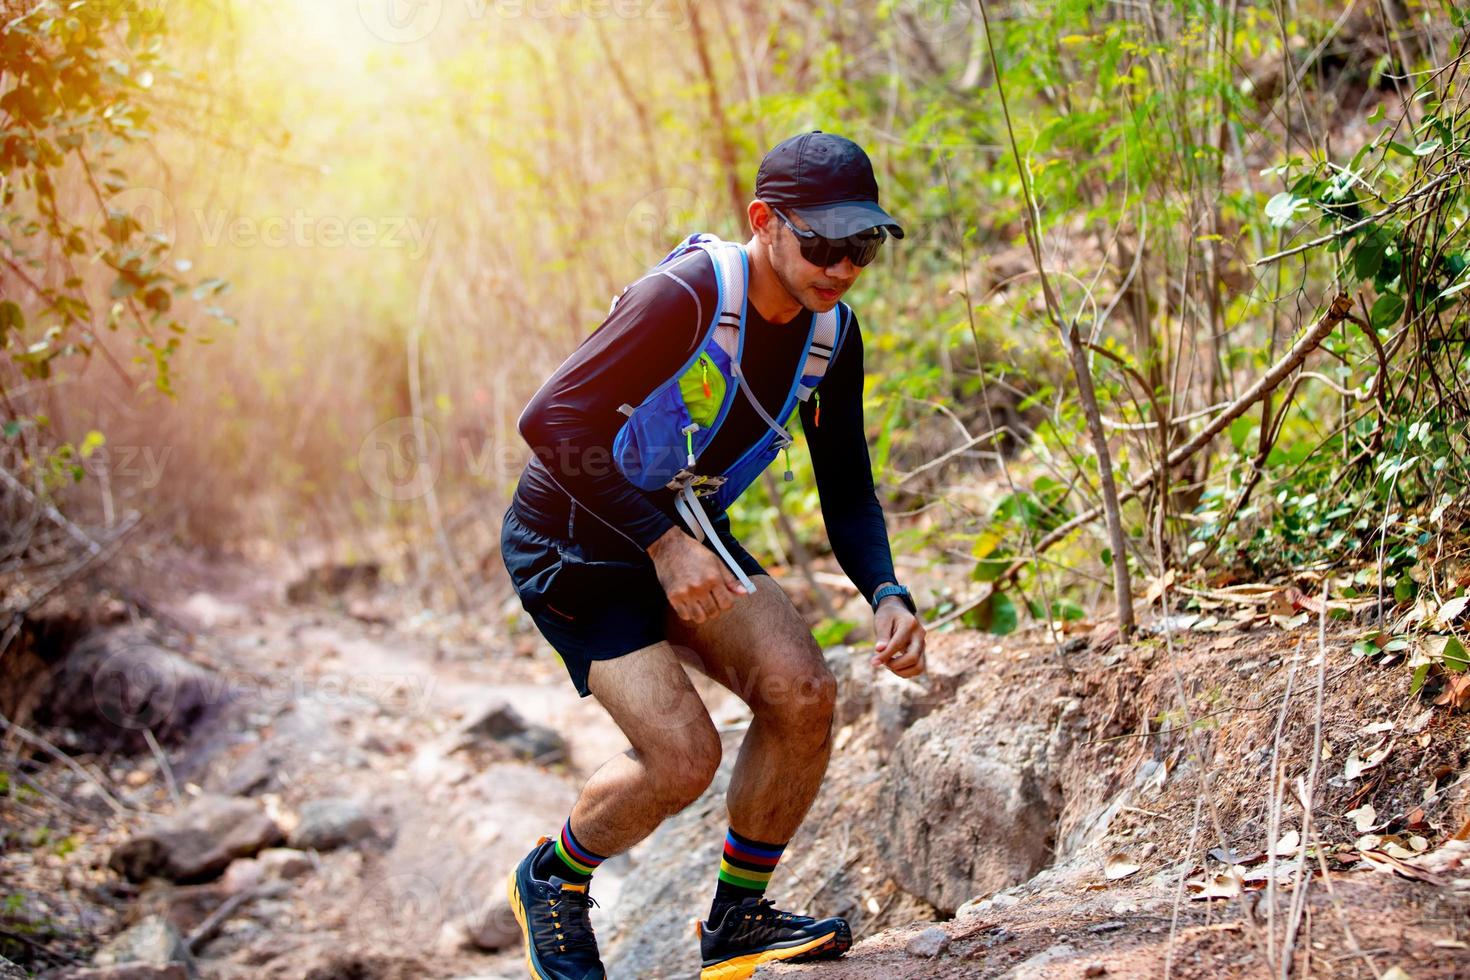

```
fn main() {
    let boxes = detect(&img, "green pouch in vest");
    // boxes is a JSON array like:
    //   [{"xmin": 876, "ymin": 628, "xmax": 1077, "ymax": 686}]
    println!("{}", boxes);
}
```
[{"xmin": 677, "ymin": 351, "xmax": 726, "ymax": 429}]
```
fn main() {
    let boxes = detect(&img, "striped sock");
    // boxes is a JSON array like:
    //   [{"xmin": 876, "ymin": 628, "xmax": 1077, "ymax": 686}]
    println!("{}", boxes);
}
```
[
  {"xmin": 709, "ymin": 827, "xmax": 787, "ymax": 924},
  {"xmin": 535, "ymin": 819, "xmax": 607, "ymax": 884}
]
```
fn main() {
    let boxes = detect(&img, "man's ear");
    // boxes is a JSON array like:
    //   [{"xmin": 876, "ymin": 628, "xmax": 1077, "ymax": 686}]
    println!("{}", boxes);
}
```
[{"xmin": 748, "ymin": 200, "xmax": 775, "ymax": 243}]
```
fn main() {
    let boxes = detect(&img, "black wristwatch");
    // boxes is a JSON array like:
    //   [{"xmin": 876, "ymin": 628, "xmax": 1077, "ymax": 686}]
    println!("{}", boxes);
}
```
[{"xmin": 871, "ymin": 583, "xmax": 917, "ymax": 615}]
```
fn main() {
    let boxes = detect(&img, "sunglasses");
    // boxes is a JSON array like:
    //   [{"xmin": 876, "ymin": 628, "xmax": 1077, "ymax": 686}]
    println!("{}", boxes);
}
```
[{"xmin": 772, "ymin": 208, "xmax": 886, "ymax": 268}]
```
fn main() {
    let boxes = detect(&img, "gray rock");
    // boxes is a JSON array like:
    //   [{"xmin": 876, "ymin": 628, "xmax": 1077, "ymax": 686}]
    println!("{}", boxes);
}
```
[
  {"xmin": 906, "ymin": 925, "xmax": 951, "ymax": 958},
  {"xmin": 91, "ymin": 915, "xmax": 196, "ymax": 978},
  {"xmin": 828, "ymin": 643, "xmax": 967, "ymax": 752},
  {"xmin": 108, "ymin": 795, "xmax": 283, "ymax": 883},
  {"xmin": 288, "ymin": 798, "xmax": 377, "ymax": 852},
  {"xmin": 0, "ymin": 954, "xmax": 25, "ymax": 979},
  {"xmin": 871, "ymin": 701, "xmax": 1062, "ymax": 915},
  {"xmin": 38, "ymin": 630, "xmax": 230, "ymax": 755},
  {"xmin": 458, "ymin": 702, "xmax": 566, "ymax": 764},
  {"xmin": 456, "ymin": 895, "xmax": 521, "ymax": 951},
  {"xmin": 257, "ymin": 847, "xmax": 313, "ymax": 879},
  {"xmin": 1006, "ymin": 943, "xmax": 1079, "ymax": 979}
]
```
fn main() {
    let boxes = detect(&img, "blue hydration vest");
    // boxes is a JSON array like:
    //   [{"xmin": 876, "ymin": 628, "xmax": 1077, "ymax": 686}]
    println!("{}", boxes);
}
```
[{"xmin": 610, "ymin": 234, "xmax": 850, "ymax": 591}]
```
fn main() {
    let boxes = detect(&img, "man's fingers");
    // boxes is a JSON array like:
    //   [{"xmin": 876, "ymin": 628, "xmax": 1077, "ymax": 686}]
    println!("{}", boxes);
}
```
[
  {"xmin": 872, "ymin": 620, "xmax": 913, "ymax": 665},
  {"xmin": 721, "ymin": 567, "xmax": 749, "ymax": 598},
  {"xmin": 711, "ymin": 583, "xmax": 734, "ymax": 613}
]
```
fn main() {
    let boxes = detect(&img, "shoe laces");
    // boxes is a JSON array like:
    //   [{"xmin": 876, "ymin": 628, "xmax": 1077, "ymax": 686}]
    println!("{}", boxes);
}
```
[
  {"xmin": 742, "ymin": 898, "xmax": 803, "ymax": 927},
  {"xmin": 547, "ymin": 888, "xmax": 600, "ymax": 954}
]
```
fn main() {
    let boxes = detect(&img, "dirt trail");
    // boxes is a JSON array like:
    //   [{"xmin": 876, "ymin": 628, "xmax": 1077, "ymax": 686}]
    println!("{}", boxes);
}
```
[{"xmin": 5, "ymin": 552, "xmax": 1470, "ymax": 979}]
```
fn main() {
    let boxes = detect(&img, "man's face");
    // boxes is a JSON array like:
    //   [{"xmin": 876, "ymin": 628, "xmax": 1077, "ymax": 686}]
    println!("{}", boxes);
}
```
[{"xmin": 763, "ymin": 206, "xmax": 865, "ymax": 314}]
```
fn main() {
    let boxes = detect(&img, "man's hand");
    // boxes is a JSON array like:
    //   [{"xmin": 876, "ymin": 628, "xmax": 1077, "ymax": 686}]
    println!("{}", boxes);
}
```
[
  {"xmin": 647, "ymin": 526, "xmax": 748, "ymax": 625},
  {"xmin": 871, "ymin": 588, "xmax": 926, "ymax": 678}
]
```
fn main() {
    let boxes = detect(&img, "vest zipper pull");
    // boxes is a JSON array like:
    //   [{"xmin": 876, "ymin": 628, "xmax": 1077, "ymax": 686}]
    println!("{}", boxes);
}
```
[
  {"xmin": 814, "ymin": 390, "xmax": 821, "ymax": 428},
  {"xmin": 783, "ymin": 446, "xmax": 793, "ymax": 482},
  {"xmin": 683, "ymin": 423, "xmax": 698, "ymax": 467},
  {"xmin": 701, "ymin": 359, "xmax": 712, "ymax": 399}
]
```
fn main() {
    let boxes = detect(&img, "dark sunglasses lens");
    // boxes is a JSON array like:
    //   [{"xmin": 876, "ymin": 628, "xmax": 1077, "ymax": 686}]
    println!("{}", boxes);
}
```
[
  {"xmin": 797, "ymin": 233, "xmax": 883, "ymax": 268},
  {"xmin": 848, "ymin": 236, "xmax": 883, "ymax": 267}
]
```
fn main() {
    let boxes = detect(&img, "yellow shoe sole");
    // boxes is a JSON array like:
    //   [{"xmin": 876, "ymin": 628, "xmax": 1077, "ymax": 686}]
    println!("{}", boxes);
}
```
[
  {"xmin": 507, "ymin": 867, "xmax": 549, "ymax": 980},
  {"xmin": 698, "ymin": 930, "xmax": 839, "ymax": 980}
]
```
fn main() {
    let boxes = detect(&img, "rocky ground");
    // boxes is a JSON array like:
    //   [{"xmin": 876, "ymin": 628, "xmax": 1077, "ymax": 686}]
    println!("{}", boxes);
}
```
[{"xmin": 2, "ymin": 548, "xmax": 1469, "ymax": 979}]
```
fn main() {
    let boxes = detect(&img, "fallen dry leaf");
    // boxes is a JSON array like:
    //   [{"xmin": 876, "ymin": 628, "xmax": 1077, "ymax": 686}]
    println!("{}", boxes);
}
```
[
  {"xmin": 1344, "ymin": 744, "xmax": 1391, "ymax": 780},
  {"xmin": 1266, "ymin": 589, "xmax": 1298, "ymax": 617},
  {"xmin": 1346, "ymin": 804, "xmax": 1377, "ymax": 833},
  {"xmin": 1187, "ymin": 872, "xmax": 1243, "ymax": 901},
  {"xmin": 1104, "ymin": 852, "xmax": 1141, "ymax": 881},
  {"xmin": 1359, "ymin": 849, "xmax": 1449, "ymax": 886},
  {"xmin": 1272, "ymin": 830, "xmax": 1300, "ymax": 857},
  {"xmin": 1433, "ymin": 674, "xmax": 1470, "ymax": 709}
]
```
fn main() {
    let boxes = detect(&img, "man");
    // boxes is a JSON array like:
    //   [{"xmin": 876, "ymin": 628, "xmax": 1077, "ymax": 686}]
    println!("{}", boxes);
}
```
[{"xmin": 501, "ymin": 131, "xmax": 926, "ymax": 980}]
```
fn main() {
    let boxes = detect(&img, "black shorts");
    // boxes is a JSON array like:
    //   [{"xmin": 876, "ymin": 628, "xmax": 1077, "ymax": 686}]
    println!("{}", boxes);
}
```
[{"xmin": 500, "ymin": 499, "xmax": 766, "ymax": 697}]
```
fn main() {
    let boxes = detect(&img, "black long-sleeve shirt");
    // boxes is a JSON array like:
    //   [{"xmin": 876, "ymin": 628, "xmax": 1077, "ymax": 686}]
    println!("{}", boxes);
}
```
[{"xmin": 512, "ymin": 248, "xmax": 897, "ymax": 603}]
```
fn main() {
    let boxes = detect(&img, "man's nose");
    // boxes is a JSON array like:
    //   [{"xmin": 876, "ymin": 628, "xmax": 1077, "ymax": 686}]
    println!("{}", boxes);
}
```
[{"xmin": 824, "ymin": 257, "xmax": 859, "ymax": 281}]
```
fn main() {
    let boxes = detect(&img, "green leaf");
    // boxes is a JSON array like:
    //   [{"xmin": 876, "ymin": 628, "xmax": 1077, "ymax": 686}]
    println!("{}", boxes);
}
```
[
  {"xmin": 1413, "ymin": 139, "xmax": 1441, "ymax": 156},
  {"xmin": 1443, "ymin": 636, "xmax": 1469, "ymax": 672},
  {"xmin": 1265, "ymin": 192, "xmax": 1309, "ymax": 228},
  {"xmin": 0, "ymin": 301, "xmax": 23, "ymax": 342},
  {"xmin": 1352, "ymin": 234, "xmax": 1387, "ymax": 281},
  {"xmin": 1409, "ymin": 661, "xmax": 1430, "ymax": 695},
  {"xmin": 812, "ymin": 618, "xmax": 857, "ymax": 648},
  {"xmin": 988, "ymin": 592, "xmax": 1018, "ymax": 635},
  {"xmin": 1370, "ymin": 292, "xmax": 1405, "ymax": 329},
  {"xmin": 79, "ymin": 430, "xmax": 105, "ymax": 458}
]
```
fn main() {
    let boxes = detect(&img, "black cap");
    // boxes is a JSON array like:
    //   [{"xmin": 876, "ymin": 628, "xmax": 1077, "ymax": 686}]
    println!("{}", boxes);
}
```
[{"xmin": 755, "ymin": 131, "xmax": 905, "ymax": 239}]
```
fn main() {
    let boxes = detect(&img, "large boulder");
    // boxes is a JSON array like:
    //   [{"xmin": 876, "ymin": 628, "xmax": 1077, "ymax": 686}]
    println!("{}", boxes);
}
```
[
  {"xmin": 870, "ymin": 690, "xmax": 1064, "ymax": 915},
  {"xmin": 38, "ymin": 630, "xmax": 230, "ymax": 754},
  {"xmin": 109, "ymin": 794, "xmax": 283, "ymax": 883}
]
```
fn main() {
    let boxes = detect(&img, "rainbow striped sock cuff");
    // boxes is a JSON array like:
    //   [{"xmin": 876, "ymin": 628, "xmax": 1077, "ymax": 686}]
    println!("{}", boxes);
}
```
[
  {"xmin": 717, "ymin": 827, "xmax": 786, "ymax": 891},
  {"xmin": 553, "ymin": 819, "xmax": 606, "ymax": 878}
]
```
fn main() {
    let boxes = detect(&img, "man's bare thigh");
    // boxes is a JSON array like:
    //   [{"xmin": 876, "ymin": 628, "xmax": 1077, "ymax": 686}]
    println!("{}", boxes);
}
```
[{"xmin": 664, "ymin": 575, "xmax": 828, "ymax": 708}]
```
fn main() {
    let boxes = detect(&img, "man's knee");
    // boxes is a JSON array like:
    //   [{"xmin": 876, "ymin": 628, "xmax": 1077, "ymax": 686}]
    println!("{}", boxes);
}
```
[
  {"xmin": 647, "ymin": 724, "xmax": 723, "ymax": 814},
  {"xmin": 750, "ymin": 642, "xmax": 837, "ymax": 732}
]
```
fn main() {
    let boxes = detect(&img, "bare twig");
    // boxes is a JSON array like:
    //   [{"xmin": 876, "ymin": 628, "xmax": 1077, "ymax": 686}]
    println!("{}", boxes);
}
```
[
  {"xmin": 1253, "ymin": 171, "xmax": 1461, "ymax": 266},
  {"xmin": 978, "ymin": 0, "xmax": 1135, "ymax": 631},
  {"xmin": 143, "ymin": 727, "xmax": 181, "ymax": 810},
  {"xmin": 0, "ymin": 712, "xmax": 129, "ymax": 816},
  {"xmin": 932, "ymin": 294, "xmax": 1352, "ymax": 629}
]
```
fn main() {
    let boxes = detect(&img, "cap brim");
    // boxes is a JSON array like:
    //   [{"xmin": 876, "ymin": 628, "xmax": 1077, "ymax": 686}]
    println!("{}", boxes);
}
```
[{"xmin": 789, "ymin": 199, "xmax": 905, "ymax": 239}]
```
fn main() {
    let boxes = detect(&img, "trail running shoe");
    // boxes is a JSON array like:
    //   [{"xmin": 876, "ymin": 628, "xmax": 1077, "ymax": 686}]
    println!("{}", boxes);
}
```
[
  {"xmin": 506, "ymin": 836, "xmax": 606, "ymax": 980},
  {"xmin": 696, "ymin": 896, "xmax": 852, "ymax": 980}
]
